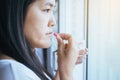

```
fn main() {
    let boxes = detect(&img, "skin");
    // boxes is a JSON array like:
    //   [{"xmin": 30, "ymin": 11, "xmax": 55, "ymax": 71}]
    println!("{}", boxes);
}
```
[
  {"xmin": 0, "ymin": 0, "xmax": 88, "ymax": 80},
  {"xmin": 54, "ymin": 33, "xmax": 88, "ymax": 80},
  {"xmin": 24, "ymin": 0, "xmax": 56, "ymax": 48}
]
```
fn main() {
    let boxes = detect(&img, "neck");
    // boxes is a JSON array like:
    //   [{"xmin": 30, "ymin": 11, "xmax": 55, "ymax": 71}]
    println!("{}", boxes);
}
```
[{"xmin": 0, "ymin": 53, "xmax": 14, "ymax": 60}]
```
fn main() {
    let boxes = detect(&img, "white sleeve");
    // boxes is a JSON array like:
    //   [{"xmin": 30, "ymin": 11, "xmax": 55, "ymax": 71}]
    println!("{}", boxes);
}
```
[
  {"xmin": 0, "ymin": 62, "xmax": 41, "ymax": 80},
  {"xmin": 0, "ymin": 63, "xmax": 15, "ymax": 80}
]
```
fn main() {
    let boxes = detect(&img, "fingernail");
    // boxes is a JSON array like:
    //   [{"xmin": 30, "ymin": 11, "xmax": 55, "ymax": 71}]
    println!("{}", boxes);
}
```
[
  {"xmin": 85, "ymin": 48, "xmax": 88, "ymax": 52},
  {"xmin": 54, "ymin": 33, "xmax": 58, "ymax": 37}
]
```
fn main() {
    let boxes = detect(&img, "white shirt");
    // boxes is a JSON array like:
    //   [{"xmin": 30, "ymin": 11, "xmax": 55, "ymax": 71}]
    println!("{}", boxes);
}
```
[{"xmin": 0, "ymin": 59, "xmax": 50, "ymax": 80}]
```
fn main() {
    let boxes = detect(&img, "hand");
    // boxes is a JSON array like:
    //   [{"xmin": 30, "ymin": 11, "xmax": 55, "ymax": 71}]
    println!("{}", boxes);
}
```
[
  {"xmin": 54, "ymin": 33, "xmax": 79, "ymax": 80},
  {"xmin": 75, "ymin": 48, "xmax": 88, "ymax": 64},
  {"xmin": 53, "ymin": 48, "xmax": 88, "ymax": 80}
]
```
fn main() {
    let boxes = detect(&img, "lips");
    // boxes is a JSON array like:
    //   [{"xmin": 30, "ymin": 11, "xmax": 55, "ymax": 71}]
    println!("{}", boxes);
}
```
[
  {"xmin": 46, "ymin": 32, "xmax": 53, "ymax": 35},
  {"xmin": 46, "ymin": 32, "xmax": 53, "ymax": 37}
]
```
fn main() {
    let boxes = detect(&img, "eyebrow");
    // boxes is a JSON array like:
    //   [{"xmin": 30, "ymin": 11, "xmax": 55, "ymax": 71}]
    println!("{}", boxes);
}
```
[{"xmin": 45, "ymin": 2, "xmax": 56, "ymax": 8}]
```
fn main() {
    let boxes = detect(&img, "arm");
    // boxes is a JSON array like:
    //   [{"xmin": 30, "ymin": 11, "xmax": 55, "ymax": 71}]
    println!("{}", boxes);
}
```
[
  {"xmin": 54, "ymin": 68, "xmax": 73, "ymax": 80},
  {"xmin": 53, "ymin": 33, "xmax": 88, "ymax": 80},
  {"xmin": 54, "ymin": 69, "xmax": 59, "ymax": 80},
  {"xmin": 54, "ymin": 33, "xmax": 77, "ymax": 80}
]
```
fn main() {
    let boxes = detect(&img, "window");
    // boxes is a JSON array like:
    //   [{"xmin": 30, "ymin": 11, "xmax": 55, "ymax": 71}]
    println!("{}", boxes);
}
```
[
  {"xmin": 87, "ymin": 0, "xmax": 120, "ymax": 80},
  {"xmin": 59, "ymin": 0, "xmax": 86, "ymax": 80},
  {"xmin": 46, "ymin": 0, "xmax": 88, "ymax": 80}
]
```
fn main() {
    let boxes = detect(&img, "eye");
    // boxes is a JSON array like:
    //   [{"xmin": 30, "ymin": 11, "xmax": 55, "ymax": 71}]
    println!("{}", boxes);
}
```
[{"xmin": 43, "ymin": 9, "xmax": 51, "ymax": 13}]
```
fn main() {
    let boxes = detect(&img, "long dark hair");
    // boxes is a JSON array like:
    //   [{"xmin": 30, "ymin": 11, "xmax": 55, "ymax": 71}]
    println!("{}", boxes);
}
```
[{"xmin": 0, "ymin": 0, "xmax": 53, "ymax": 79}]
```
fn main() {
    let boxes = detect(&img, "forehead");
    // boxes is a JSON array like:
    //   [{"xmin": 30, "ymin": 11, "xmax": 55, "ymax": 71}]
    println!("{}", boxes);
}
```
[{"xmin": 37, "ymin": 0, "xmax": 56, "ymax": 6}]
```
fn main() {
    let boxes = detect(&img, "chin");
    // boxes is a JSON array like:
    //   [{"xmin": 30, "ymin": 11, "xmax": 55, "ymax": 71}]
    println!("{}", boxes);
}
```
[
  {"xmin": 43, "ymin": 43, "xmax": 51, "ymax": 48},
  {"xmin": 42, "ymin": 39, "xmax": 52, "ymax": 48},
  {"xmin": 34, "ymin": 44, "xmax": 51, "ymax": 48},
  {"xmin": 32, "ymin": 39, "xmax": 52, "ymax": 48},
  {"xmin": 36, "ymin": 42, "xmax": 51, "ymax": 48}
]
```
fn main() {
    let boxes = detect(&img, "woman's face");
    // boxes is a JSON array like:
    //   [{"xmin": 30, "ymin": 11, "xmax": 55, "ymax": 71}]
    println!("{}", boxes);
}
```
[{"xmin": 24, "ymin": 0, "xmax": 56, "ymax": 48}]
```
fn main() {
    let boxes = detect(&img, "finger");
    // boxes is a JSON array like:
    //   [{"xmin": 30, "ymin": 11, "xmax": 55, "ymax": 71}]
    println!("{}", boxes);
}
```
[
  {"xmin": 85, "ymin": 48, "xmax": 88, "ymax": 52},
  {"xmin": 85, "ymin": 48, "xmax": 88, "ymax": 55},
  {"xmin": 65, "ymin": 43, "xmax": 68, "ymax": 49},
  {"xmin": 79, "ymin": 49, "xmax": 88, "ymax": 55},
  {"xmin": 54, "ymin": 33, "xmax": 64, "ymax": 55},
  {"xmin": 78, "ymin": 55, "xmax": 86, "ymax": 60},
  {"xmin": 76, "ymin": 60, "xmax": 83, "ymax": 64},
  {"xmin": 79, "ymin": 49, "xmax": 85, "ymax": 55},
  {"xmin": 75, "ymin": 55, "xmax": 86, "ymax": 64},
  {"xmin": 59, "ymin": 33, "xmax": 74, "ymax": 48},
  {"xmin": 75, "ymin": 56, "xmax": 83, "ymax": 64}
]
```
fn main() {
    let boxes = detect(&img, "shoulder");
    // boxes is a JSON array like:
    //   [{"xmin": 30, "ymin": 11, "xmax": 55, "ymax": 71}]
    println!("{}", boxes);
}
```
[{"xmin": 0, "ymin": 59, "xmax": 41, "ymax": 80}]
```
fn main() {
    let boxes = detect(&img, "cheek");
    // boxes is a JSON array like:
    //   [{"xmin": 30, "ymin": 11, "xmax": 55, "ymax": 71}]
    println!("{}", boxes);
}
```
[
  {"xmin": 29, "ymin": 35, "xmax": 52, "ymax": 48},
  {"xmin": 24, "ymin": 5, "xmax": 51, "ymax": 48},
  {"xmin": 24, "ymin": 24, "xmax": 52, "ymax": 48},
  {"xmin": 25, "ymin": 4, "xmax": 49, "ymax": 29}
]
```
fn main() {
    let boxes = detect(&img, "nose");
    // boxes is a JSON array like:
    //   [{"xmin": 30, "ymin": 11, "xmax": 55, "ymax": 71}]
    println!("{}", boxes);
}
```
[{"xmin": 48, "ymin": 14, "xmax": 56, "ymax": 27}]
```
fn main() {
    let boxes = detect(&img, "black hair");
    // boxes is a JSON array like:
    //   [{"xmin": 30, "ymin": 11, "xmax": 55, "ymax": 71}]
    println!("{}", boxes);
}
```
[{"xmin": 0, "ymin": 0, "xmax": 53, "ymax": 80}]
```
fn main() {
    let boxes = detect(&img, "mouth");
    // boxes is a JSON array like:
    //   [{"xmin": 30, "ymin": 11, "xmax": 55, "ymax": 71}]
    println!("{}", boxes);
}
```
[{"xmin": 46, "ymin": 32, "xmax": 53, "ymax": 37}]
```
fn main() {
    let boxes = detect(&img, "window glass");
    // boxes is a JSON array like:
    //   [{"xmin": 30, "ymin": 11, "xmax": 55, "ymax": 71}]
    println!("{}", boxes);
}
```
[{"xmin": 88, "ymin": 0, "xmax": 120, "ymax": 80}]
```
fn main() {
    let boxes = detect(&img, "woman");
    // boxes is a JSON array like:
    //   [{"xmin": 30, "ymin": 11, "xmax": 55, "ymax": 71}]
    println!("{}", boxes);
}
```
[{"xmin": 0, "ymin": 0, "xmax": 88, "ymax": 80}]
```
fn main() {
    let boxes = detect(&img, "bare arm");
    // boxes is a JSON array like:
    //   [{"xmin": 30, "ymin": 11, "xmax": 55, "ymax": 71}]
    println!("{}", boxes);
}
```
[
  {"xmin": 54, "ymin": 69, "xmax": 59, "ymax": 80},
  {"xmin": 53, "ymin": 33, "xmax": 76, "ymax": 80}
]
